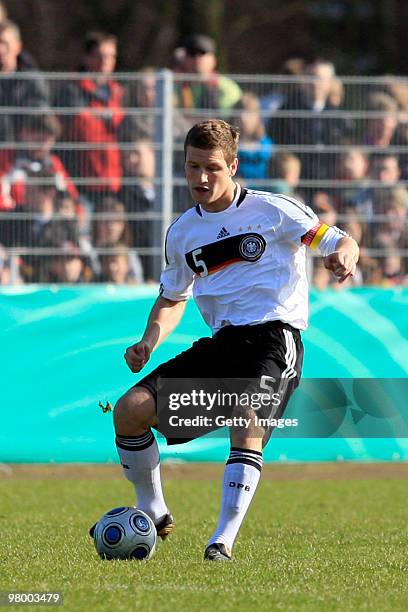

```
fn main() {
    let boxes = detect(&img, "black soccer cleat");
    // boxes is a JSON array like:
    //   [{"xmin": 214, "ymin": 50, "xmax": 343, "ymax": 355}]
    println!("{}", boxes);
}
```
[
  {"xmin": 204, "ymin": 543, "xmax": 232, "ymax": 561},
  {"xmin": 155, "ymin": 513, "xmax": 175, "ymax": 540},
  {"xmin": 89, "ymin": 513, "xmax": 175, "ymax": 541}
]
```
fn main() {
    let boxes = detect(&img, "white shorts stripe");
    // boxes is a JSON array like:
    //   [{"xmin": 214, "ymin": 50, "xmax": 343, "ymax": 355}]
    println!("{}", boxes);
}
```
[
  {"xmin": 282, "ymin": 329, "xmax": 297, "ymax": 379},
  {"xmin": 278, "ymin": 329, "xmax": 298, "ymax": 397}
]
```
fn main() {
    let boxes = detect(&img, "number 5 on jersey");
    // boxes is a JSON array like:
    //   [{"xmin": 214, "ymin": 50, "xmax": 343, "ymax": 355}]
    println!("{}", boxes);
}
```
[{"xmin": 192, "ymin": 248, "xmax": 208, "ymax": 277}]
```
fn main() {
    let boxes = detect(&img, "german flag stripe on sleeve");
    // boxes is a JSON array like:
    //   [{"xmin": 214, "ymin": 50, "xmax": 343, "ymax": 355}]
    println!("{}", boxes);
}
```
[{"xmin": 301, "ymin": 223, "xmax": 330, "ymax": 249}]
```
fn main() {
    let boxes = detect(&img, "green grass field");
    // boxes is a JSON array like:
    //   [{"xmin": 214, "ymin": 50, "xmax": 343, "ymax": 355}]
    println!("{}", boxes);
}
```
[{"xmin": 1, "ymin": 464, "xmax": 408, "ymax": 611}]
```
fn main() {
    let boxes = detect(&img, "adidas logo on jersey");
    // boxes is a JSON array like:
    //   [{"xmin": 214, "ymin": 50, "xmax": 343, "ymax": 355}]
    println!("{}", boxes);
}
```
[{"xmin": 216, "ymin": 226, "xmax": 230, "ymax": 239}]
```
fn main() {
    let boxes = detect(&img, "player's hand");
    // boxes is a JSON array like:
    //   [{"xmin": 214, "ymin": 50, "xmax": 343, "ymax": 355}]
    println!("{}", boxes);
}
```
[
  {"xmin": 124, "ymin": 341, "xmax": 152, "ymax": 373},
  {"xmin": 323, "ymin": 251, "xmax": 357, "ymax": 283}
]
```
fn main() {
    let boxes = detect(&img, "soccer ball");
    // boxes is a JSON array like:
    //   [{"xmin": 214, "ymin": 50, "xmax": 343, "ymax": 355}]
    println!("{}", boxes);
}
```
[{"xmin": 92, "ymin": 507, "xmax": 157, "ymax": 560}]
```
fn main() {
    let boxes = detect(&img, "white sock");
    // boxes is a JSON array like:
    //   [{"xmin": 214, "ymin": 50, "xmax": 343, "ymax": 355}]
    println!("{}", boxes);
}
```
[
  {"xmin": 116, "ymin": 431, "xmax": 168, "ymax": 523},
  {"xmin": 208, "ymin": 447, "xmax": 262, "ymax": 551}
]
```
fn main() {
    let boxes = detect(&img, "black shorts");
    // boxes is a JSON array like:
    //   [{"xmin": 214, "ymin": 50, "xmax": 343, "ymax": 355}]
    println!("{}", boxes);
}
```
[{"xmin": 135, "ymin": 320, "xmax": 304, "ymax": 446}]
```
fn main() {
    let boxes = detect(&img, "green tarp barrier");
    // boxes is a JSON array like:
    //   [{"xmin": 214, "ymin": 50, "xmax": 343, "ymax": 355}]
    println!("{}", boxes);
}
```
[{"xmin": 1, "ymin": 285, "xmax": 407, "ymax": 462}]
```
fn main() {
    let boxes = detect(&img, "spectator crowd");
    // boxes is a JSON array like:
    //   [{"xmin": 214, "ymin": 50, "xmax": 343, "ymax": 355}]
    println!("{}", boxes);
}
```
[{"xmin": 0, "ymin": 10, "xmax": 407, "ymax": 287}]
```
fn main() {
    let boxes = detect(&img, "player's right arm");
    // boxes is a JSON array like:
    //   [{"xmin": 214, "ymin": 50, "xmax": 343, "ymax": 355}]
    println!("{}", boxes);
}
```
[
  {"xmin": 124, "ymin": 297, "xmax": 187, "ymax": 373},
  {"xmin": 125, "ymin": 217, "xmax": 194, "ymax": 373}
]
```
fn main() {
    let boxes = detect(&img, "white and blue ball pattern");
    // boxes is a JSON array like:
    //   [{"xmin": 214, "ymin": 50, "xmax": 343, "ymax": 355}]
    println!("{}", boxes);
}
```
[{"xmin": 93, "ymin": 507, "xmax": 157, "ymax": 560}]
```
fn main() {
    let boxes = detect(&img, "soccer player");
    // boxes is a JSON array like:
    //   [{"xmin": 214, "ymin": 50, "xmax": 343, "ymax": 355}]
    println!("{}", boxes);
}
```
[{"xmin": 111, "ymin": 120, "xmax": 359, "ymax": 561}]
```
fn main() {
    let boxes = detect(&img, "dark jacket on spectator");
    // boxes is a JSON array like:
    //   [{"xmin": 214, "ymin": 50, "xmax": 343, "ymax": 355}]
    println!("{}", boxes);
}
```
[
  {"xmin": 117, "ymin": 183, "xmax": 154, "ymax": 279},
  {"xmin": 267, "ymin": 90, "xmax": 351, "ymax": 180},
  {"xmin": 17, "ymin": 49, "xmax": 39, "ymax": 71},
  {"xmin": 0, "ymin": 64, "xmax": 49, "ymax": 144}
]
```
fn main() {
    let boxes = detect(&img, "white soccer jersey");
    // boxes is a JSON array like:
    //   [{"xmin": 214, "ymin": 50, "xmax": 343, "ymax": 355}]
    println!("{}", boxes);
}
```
[{"xmin": 159, "ymin": 185, "xmax": 346, "ymax": 333}]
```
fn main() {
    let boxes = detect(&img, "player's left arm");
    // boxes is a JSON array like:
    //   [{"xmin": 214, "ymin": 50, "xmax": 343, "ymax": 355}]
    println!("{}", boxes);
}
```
[
  {"xmin": 322, "ymin": 235, "xmax": 359, "ymax": 283},
  {"xmin": 302, "ymin": 222, "xmax": 360, "ymax": 283},
  {"xmin": 272, "ymin": 195, "xmax": 359, "ymax": 283}
]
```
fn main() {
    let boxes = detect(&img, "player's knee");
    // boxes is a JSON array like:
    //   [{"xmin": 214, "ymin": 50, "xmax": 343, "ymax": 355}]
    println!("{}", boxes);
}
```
[
  {"xmin": 114, "ymin": 387, "xmax": 156, "ymax": 435},
  {"xmin": 230, "ymin": 427, "xmax": 265, "ymax": 450},
  {"xmin": 230, "ymin": 430, "xmax": 249, "ymax": 449}
]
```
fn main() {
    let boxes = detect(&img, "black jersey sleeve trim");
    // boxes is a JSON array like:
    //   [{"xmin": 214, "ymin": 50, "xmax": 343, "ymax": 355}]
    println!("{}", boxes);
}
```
[
  {"xmin": 274, "ymin": 194, "xmax": 315, "ymax": 219},
  {"xmin": 164, "ymin": 215, "xmax": 184, "ymax": 264},
  {"xmin": 164, "ymin": 226, "xmax": 171, "ymax": 264},
  {"xmin": 236, "ymin": 187, "xmax": 248, "ymax": 208}
]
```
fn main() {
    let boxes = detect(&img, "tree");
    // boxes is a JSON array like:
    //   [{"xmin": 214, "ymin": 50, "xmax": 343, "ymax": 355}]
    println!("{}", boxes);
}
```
[{"xmin": 4, "ymin": 0, "xmax": 406, "ymax": 74}]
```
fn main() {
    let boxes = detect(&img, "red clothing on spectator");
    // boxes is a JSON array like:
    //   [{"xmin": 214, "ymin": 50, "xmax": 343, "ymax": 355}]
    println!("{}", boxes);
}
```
[
  {"xmin": 0, "ymin": 152, "xmax": 79, "ymax": 210},
  {"xmin": 63, "ymin": 78, "xmax": 124, "ymax": 193}
]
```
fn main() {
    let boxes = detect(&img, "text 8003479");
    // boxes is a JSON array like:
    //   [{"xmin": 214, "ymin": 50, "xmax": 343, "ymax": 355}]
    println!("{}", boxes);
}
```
[{"xmin": 0, "ymin": 592, "xmax": 63, "ymax": 606}]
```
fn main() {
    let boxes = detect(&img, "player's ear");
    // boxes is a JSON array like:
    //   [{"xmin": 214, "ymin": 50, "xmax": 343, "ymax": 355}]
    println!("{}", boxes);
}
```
[{"xmin": 229, "ymin": 158, "xmax": 238, "ymax": 177}]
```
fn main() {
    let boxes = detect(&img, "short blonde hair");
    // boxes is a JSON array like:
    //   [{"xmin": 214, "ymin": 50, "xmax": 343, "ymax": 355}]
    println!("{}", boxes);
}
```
[{"xmin": 184, "ymin": 120, "xmax": 240, "ymax": 165}]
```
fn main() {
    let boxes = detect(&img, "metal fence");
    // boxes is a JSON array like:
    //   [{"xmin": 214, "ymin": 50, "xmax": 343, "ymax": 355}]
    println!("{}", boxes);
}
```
[{"xmin": 0, "ymin": 71, "xmax": 407, "ymax": 286}]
